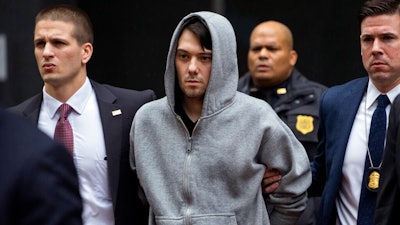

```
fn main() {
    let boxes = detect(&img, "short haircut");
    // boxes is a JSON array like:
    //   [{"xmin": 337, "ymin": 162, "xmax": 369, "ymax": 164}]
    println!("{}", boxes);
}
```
[
  {"xmin": 358, "ymin": 0, "xmax": 400, "ymax": 24},
  {"xmin": 182, "ymin": 17, "xmax": 212, "ymax": 50},
  {"xmin": 35, "ymin": 4, "xmax": 94, "ymax": 45}
]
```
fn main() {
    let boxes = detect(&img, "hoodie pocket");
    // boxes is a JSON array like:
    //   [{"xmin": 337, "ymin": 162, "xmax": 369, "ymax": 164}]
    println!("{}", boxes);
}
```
[{"xmin": 155, "ymin": 213, "xmax": 238, "ymax": 225}]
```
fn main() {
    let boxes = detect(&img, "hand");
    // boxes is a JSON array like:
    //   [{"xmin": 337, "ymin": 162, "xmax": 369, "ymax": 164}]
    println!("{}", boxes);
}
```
[{"xmin": 262, "ymin": 168, "xmax": 281, "ymax": 194}]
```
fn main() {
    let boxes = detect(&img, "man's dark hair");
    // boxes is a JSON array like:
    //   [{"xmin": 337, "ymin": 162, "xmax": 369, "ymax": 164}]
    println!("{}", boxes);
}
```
[
  {"xmin": 35, "ymin": 4, "xmax": 94, "ymax": 45},
  {"xmin": 358, "ymin": 0, "xmax": 400, "ymax": 24},
  {"xmin": 182, "ymin": 17, "xmax": 212, "ymax": 50}
]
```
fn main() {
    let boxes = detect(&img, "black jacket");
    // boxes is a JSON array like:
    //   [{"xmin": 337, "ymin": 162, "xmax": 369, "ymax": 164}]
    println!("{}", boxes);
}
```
[
  {"xmin": 374, "ymin": 93, "xmax": 400, "ymax": 225},
  {"xmin": 0, "ymin": 108, "xmax": 83, "ymax": 225},
  {"xmin": 238, "ymin": 68, "xmax": 327, "ymax": 161}
]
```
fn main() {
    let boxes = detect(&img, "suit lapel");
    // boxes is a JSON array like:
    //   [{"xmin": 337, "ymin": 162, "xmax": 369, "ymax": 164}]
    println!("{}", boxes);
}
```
[
  {"xmin": 343, "ymin": 77, "xmax": 368, "ymax": 144},
  {"xmin": 334, "ymin": 78, "xmax": 368, "ymax": 164},
  {"xmin": 22, "ymin": 93, "xmax": 43, "ymax": 124},
  {"xmin": 91, "ymin": 80, "xmax": 122, "ymax": 210}
]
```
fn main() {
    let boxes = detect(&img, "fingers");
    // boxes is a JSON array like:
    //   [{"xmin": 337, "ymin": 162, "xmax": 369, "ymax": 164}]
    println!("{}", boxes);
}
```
[
  {"xmin": 262, "ymin": 168, "xmax": 282, "ymax": 194},
  {"xmin": 263, "ymin": 181, "xmax": 280, "ymax": 194},
  {"xmin": 263, "ymin": 168, "xmax": 281, "ymax": 179}
]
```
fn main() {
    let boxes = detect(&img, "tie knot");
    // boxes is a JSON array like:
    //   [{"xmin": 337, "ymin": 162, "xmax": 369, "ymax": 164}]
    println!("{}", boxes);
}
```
[
  {"xmin": 58, "ymin": 103, "xmax": 73, "ymax": 118},
  {"xmin": 377, "ymin": 94, "xmax": 390, "ymax": 109}
]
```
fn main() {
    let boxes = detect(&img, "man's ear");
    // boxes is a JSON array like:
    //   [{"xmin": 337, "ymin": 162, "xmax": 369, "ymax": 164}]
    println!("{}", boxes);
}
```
[
  {"xmin": 289, "ymin": 50, "xmax": 298, "ymax": 66},
  {"xmin": 81, "ymin": 43, "xmax": 93, "ymax": 64}
]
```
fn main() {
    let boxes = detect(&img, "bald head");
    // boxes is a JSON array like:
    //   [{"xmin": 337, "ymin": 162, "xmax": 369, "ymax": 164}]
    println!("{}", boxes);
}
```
[
  {"xmin": 247, "ymin": 21, "xmax": 297, "ymax": 87},
  {"xmin": 250, "ymin": 21, "xmax": 294, "ymax": 50}
]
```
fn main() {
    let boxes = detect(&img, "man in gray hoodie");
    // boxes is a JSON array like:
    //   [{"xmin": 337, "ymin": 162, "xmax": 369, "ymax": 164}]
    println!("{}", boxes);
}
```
[{"xmin": 130, "ymin": 11, "xmax": 310, "ymax": 225}]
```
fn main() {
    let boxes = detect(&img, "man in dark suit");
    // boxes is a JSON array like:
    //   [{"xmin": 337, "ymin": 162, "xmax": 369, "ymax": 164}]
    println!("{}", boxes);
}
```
[
  {"xmin": 9, "ymin": 5, "xmax": 156, "ymax": 225},
  {"xmin": 263, "ymin": 0, "xmax": 400, "ymax": 224},
  {"xmin": 0, "ymin": 108, "xmax": 83, "ymax": 225},
  {"xmin": 310, "ymin": 1, "xmax": 400, "ymax": 224}
]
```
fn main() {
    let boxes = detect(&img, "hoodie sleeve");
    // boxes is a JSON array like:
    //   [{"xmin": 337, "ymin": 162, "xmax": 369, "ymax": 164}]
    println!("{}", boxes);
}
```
[{"xmin": 260, "ymin": 114, "xmax": 312, "ymax": 225}]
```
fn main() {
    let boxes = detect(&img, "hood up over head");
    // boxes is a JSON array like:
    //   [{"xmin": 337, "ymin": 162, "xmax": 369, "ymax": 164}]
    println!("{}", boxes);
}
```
[{"xmin": 164, "ymin": 11, "xmax": 239, "ymax": 117}]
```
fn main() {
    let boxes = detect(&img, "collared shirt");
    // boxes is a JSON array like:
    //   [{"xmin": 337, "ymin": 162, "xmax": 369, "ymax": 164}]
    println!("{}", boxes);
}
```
[
  {"xmin": 336, "ymin": 80, "xmax": 400, "ymax": 225},
  {"xmin": 38, "ymin": 77, "xmax": 114, "ymax": 225}
]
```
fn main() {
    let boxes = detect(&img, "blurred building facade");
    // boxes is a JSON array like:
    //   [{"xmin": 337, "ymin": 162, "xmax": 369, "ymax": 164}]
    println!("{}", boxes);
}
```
[{"xmin": 0, "ymin": 0, "xmax": 365, "ymax": 106}]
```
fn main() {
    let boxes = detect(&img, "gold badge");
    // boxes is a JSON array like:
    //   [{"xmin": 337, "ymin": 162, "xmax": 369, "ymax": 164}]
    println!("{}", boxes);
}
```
[
  {"xmin": 368, "ymin": 171, "xmax": 380, "ymax": 190},
  {"xmin": 276, "ymin": 88, "xmax": 287, "ymax": 95},
  {"xmin": 367, "ymin": 168, "xmax": 380, "ymax": 192},
  {"xmin": 296, "ymin": 115, "xmax": 314, "ymax": 135}
]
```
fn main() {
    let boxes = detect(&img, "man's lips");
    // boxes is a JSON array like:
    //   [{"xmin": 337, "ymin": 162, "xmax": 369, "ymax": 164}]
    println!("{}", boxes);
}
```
[
  {"xmin": 256, "ymin": 64, "xmax": 271, "ymax": 72},
  {"xmin": 42, "ymin": 63, "xmax": 55, "ymax": 71},
  {"xmin": 186, "ymin": 80, "xmax": 200, "ymax": 84},
  {"xmin": 185, "ymin": 78, "xmax": 202, "ymax": 87},
  {"xmin": 370, "ymin": 60, "xmax": 387, "ymax": 69}
]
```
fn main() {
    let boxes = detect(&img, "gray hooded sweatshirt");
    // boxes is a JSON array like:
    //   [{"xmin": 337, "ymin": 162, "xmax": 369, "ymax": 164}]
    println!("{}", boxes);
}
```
[{"xmin": 130, "ymin": 11, "xmax": 311, "ymax": 225}]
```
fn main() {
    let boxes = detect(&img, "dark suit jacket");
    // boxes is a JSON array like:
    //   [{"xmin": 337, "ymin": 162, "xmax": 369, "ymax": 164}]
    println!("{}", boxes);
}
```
[
  {"xmin": 374, "ymin": 94, "xmax": 400, "ymax": 225},
  {"xmin": 0, "ymin": 108, "xmax": 83, "ymax": 225},
  {"xmin": 310, "ymin": 77, "xmax": 369, "ymax": 225},
  {"xmin": 9, "ymin": 80, "xmax": 156, "ymax": 225}
]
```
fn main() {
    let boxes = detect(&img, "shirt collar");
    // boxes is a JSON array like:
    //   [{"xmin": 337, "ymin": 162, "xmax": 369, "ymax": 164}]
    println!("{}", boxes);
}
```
[
  {"xmin": 366, "ymin": 79, "xmax": 400, "ymax": 109},
  {"xmin": 42, "ymin": 77, "xmax": 93, "ymax": 119}
]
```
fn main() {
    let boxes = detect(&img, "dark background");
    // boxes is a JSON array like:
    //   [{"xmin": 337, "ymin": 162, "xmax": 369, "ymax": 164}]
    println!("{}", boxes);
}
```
[{"xmin": 0, "ymin": 0, "xmax": 366, "ymax": 106}]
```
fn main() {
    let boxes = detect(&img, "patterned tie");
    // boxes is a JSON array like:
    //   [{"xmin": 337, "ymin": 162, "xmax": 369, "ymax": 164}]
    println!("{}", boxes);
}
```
[
  {"xmin": 54, "ymin": 103, "xmax": 74, "ymax": 154},
  {"xmin": 357, "ymin": 94, "xmax": 390, "ymax": 225}
]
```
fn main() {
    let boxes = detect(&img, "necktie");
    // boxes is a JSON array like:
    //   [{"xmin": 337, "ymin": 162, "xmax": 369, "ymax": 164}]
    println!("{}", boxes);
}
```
[
  {"xmin": 357, "ymin": 94, "xmax": 390, "ymax": 225},
  {"xmin": 54, "ymin": 103, "xmax": 74, "ymax": 154}
]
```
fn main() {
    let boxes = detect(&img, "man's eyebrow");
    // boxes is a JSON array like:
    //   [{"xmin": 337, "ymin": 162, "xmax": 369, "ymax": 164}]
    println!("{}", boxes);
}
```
[
  {"xmin": 361, "ymin": 32, "xmax": 396, "ymax": 37},
  {"xmin": 176, "ymin": 49, "xmax": 188, "ymax": 52}
]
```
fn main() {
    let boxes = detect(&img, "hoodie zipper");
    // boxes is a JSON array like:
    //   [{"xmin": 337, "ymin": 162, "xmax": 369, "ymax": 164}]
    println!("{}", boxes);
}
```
[
  {"xmin": 184, "ymin": 136, "xmax": 193, "ymax": 225},
  {"xmin": 176, "ymin": 116, "xmax": 200, "ymax": 225}
]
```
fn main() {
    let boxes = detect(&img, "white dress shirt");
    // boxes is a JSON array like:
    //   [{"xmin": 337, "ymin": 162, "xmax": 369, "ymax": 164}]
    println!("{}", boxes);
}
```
[
  {"xmin": 38, "ymin": 77, "xmax": 114, "ymax": 225},
  {"xmin": 336, "ymin": 80, "xmax": 400, "ymax": 225}
]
